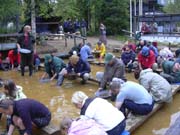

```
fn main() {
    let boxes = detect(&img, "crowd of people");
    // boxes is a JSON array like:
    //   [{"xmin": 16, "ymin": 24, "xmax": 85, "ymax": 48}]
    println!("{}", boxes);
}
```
[{"xmin": 0, "ymin": 24, "xmax": 180, "ymax": 135}]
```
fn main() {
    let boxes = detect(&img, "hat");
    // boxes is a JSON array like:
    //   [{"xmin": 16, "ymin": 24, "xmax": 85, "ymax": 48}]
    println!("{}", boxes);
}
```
[
  {"xmin": 44, "ymin": 54, "xmax": 52, "ymax": 63},
  {"xmin": 104, "ymin": 53, "xmax": 114, "ymax": 63},
  {"xmin": 109, "ymin": 78, "xmax": 124, "ymax": 90},
  {"xmin": 141, "ymin": 46, "xmax": 150, "ymax": 57}
]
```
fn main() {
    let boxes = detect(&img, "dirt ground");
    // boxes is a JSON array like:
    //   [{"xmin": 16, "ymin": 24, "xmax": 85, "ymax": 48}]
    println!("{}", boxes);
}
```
[{"xmin": 36, "ymin": 36, "xmax": 125, "ymax": 55}]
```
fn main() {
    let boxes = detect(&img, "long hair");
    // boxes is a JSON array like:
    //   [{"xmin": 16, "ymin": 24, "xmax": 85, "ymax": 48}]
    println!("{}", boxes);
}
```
[{"xmin": 4, "ymin": 79, "xmax": 17, "ymax": 99}]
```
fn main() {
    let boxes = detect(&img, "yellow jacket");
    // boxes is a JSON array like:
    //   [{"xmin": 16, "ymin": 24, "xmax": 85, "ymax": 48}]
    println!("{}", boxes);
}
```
[{"xmin": 94, "ymin": 43, "xmax": 106, "ymax": 57}]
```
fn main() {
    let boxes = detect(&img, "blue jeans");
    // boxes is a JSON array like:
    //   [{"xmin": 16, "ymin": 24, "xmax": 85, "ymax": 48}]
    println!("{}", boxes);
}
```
[
  {"xmin": 120, "ymin": 99, "xmax": 154, "ymax": 117},
  {"xmin": 106, "ymin": 119, "xmax": 126, "ymax": 135}
]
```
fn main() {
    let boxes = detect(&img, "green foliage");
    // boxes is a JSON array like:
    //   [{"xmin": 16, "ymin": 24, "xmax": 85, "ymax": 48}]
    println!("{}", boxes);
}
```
[
  {"xmin": 163, "ymin": 0, "xmax": 180, "ymax": 14},
  {"xmin": 99, "ymin": 0, "xmax": 129, "ymax": 35},
  {"xmin": 0, "ymin": 0, "xmax": 21, "ymax": 21},
  {"xmin": 53, "ymin": 0, "xmax": 80, "ymax": 20}
]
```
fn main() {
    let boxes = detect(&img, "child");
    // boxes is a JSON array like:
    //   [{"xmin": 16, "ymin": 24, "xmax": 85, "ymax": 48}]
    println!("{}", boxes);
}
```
[{"xmin": 3, "ymin": 79, "xmax": 27, "ymax": 132}]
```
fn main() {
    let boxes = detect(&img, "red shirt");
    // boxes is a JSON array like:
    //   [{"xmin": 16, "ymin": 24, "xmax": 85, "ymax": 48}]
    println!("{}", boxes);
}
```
[
  {"xmin": 8, "ymin": 50, "xmax": 21, "ymax": 65},
  {"xmin": 138, "ymin": 50, "xmax": 155, "ymax": 69}
]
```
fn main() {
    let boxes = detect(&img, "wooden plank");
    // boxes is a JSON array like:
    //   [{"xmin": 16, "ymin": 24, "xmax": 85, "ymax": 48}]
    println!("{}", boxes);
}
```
[{"xmin": 126, "ymin": 85, "xmax": 180, "ymax": 133}]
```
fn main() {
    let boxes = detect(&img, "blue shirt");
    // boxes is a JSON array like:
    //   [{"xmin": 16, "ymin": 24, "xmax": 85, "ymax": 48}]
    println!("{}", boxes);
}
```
[
  {"xmin": 12, "ymin": 99, "xmax": 51, "ymax": 135},
  {"xmin": 116, "ymin": 81, "xmax": 153, "ymax": 105},
  {"xmin": 80, "ymin": 44, "xmax": 92, "ymax": 61},
  {"xmin": 66, "ymin": 58, "xmax": 91, "ymax": 77}
]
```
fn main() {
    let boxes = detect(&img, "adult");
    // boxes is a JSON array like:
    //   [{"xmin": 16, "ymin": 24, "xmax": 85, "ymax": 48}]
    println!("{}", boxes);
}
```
[
  {"xmin": 41, "ymin": 54, "xmax": 66, "ymax": 84},
  {"xmin": 99, "ymin": 23, "xmax": 107, "ymax": 46},
  {"xmin": 175, "ymin": 48, "xmax": 180, "ymax": 58},
  {"xmin": 110, "ymin": 80, "xmax": 154, "ymax": 117},
  {"xmin": 17, "ymin": 25, "xmax": 36, "ymax": 76},
  {"xmin": 161, "ymin": 60, "xmax": 180, "ymax": 83},
  {"xmin": 141, "ymin": 22, "xmax": 150, "ymax": 34},
  {"xmin": 71, "ymin": 91, "xmax": 125, "ymax": 135},
  {"xmin": 136, "ymin": 40, "xmax": 147, "ymax": 52},
  {"xmin": 138, "ymin": 46, "xmax": 156, "ymax": 70},
  {"xmin": 80, "ymin": 43, "xmax": 93, "ymax": 62},
  {"xmin": 74, "ymin": 19, "xmax": 81, "ymax": 32},
  {"xmin": 8, "ymin": 48, "xmax": 21, "ymax": 69},
  {"xmin": 157, "ymin": 47, "xmax": 174, "ymax": 67},
  {"xmin": 0, "ymin": 98, "xmax": 51, "ymax": 135},
  {"xmin": 139, "ymin": 68, "xmax": 172, "ymax": 103},
  {"xmin": 68, "ymin": 43, "xmax": 82, "ymax": 56},
  {"xmin": 60, "ymin": 117, "xmax": 107, "ymax": 135},
  {"xmin": 94, "ymin": 41, "xmax": 106, "ymax": 62},
  {"xmin": 96, "ymin": 53, "xmax": 126, "ymax": 90},
  {"xmin": 58, "ymin": 55, "xmax": 91, "ymax": 86},
  {"xmin": 121, "ymin": 45, "xmax": 136, "ymax": 72},
  {"xmin": 80, "ymin": 19, "xmax": 87, "ymax": 37}
]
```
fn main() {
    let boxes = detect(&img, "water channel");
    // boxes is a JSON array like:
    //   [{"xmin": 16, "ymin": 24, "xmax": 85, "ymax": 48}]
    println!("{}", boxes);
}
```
[{"xmin": 0, "ymin": 64, "xmax": 179, "ymax": 135}]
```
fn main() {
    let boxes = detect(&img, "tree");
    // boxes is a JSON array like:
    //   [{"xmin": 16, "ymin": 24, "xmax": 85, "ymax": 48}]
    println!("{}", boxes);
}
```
[
  {"xmin": 163, "ymin": 0, "xmax": 180, "ymax": 14},
  {"xmin": 99, "ymin": 0, "xmax": 129, "ymax": 35},
  {"xmin": 0, "ymin": 0, "xmax": 21, "ymax": 32}
]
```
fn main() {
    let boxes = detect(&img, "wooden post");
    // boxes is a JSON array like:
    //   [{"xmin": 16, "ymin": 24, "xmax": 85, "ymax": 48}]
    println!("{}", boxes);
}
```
[{"xmin": 65, "ymin": 37, "xmax": 67, "ymax": 47}]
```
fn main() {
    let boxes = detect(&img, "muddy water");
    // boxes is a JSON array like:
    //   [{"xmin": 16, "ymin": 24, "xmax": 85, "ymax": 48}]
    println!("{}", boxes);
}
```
[{"xmin": 0, "ymin": 65, "xmax": 179, "ymax": 135}]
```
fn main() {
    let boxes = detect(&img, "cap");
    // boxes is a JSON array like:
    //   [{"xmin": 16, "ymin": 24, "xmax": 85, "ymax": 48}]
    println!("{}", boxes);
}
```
[
  {"xmin": 141, "ymin": 46, "xmax": 150, "ymax": 57},
  {"xmin": 104, "ymin": 53, "xmax": 114, "ymax": 64},
  {"xmin": 44, "ymin": 54, "xmax": 52, "ymax": 63}
]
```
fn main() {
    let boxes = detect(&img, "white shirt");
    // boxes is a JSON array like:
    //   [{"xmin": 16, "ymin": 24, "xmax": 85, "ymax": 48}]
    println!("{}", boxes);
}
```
[{"xmin": 80, "ymin": 98, "xmax": 125, "ymax": 131}]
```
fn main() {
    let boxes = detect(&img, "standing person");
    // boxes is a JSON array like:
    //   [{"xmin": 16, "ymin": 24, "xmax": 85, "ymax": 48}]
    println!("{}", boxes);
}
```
[
  {"xmin": 7, "ymin": 48, "xmax": 21, "ymax": 69},
  {"xmin": 74, "ymin": 19, "xmax": 81, "ymax": 33},
  {"xmin": 109, "ymin": 80, "xmax": 154, "ymax": 118},
  {"xmin": 80, "ymin": 43, "xmax": 93, "ymax": 62},
  {"xmin": 17, "ymin": 25, "xmax": 36, "ymax": 76},
  {"xmin": 96, "ymin": 53, "xmax": 126, "ymax": 90},
  {"xmin": 0, "ymin": 99, "xmax": 51, "ymax": 135},
  {"xmin": 71, "ymin": 91, "xmax": 125, "ymax": 135},
  {"xmin": 80, "ymin": 18, "xmax": 87, "ymax": 37},
  {"xmin": 41, "ymin": 54, "xmax": 66, "ymax": 84},
  {"xmin": 139, "ymin": 68, "xmax": 172, "ymax": 103},
  {"xmin": 99, "ymin": 23, "xmax": 107, "ymax": 46}
]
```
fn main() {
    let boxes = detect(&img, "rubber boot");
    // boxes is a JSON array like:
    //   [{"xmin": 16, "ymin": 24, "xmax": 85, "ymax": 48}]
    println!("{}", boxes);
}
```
[
  {"xmin": 29, "ymin": 66, "xmax": 33, "ymax": 76},
  {"xmin": 21, "ymin": 66, "xmax": 24, "ymax": 76},
  {"xmin": 56, "ymin": 74, "xmax": 64, "ymax": 86}
]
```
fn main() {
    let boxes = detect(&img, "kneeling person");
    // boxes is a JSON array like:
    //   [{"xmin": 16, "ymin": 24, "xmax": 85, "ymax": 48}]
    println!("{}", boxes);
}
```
[
  {"xmin": 110, "ymin": 80, "xmax": 154, "ymax": 117},
  {"xmin": 0, "ymin": 99, "xmax": 51, "ymax": 135},
  {"xmin": 58, "ymin": 55, "xmax": 91, "ymax": 86},
  {"xmin": 41, "ymin": 54, "xmax": 66, "ymax": 84}
]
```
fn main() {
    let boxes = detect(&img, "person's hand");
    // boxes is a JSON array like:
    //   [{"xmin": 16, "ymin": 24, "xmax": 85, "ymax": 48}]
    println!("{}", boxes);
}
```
[{"xmin": 98, "ymin": 87, "xmax": 103, "ymax": 91}]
